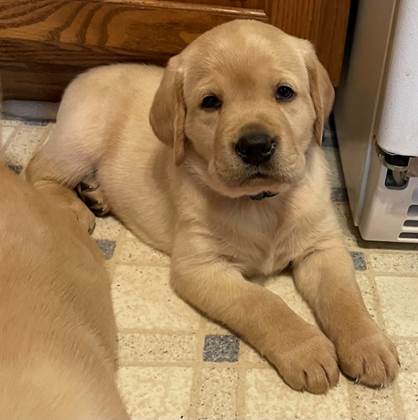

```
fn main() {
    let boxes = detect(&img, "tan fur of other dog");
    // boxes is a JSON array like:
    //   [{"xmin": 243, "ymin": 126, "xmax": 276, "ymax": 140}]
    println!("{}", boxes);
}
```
[
  {"xmin": 0, "ymin": 164, "xmax": 128, "ymax": 419},
  {"xmin": 27, "ymin": 20, "xmax": 399, "ymax": 394}
]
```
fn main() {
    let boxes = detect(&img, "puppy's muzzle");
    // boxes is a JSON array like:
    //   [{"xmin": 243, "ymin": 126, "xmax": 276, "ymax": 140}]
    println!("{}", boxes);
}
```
[{"xmin": 235, "ymin": 131, "xmax": 276, "ymax": 166}]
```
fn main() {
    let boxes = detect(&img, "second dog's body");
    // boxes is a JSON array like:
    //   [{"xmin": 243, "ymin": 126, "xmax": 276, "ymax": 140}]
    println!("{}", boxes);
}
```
[{"xmin": 0, "ymin": 165, "xmax": 128, "ymax": 419}]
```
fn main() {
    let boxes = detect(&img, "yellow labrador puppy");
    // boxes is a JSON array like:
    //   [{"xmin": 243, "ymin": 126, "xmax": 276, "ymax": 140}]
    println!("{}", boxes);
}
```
[
  {"xmin": 0, "ymin": 164, "xmax": 129, "ymax": 419},
  {"xmin": 27, "ymin": 20, "xmax": 399, "ymax": 394}
]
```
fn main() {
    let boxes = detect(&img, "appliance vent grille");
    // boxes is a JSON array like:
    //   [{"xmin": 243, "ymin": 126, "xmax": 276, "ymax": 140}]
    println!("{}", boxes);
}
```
[
  {"xmin": 407, "ymin": 205, "xmax": 418, "ymax": 217},
  {"xmin": 399, "ymin": 206, "xmax": 418, "ymax": 241},
  {"xmin": 399, "ymin": 232, "xmax": 418, "ymax": 239}
]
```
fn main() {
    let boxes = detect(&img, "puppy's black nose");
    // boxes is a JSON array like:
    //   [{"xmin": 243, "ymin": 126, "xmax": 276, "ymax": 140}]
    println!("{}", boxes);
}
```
[{"xmin": 235, "ymin": 132, "xmax": 276, "ymax": 165}]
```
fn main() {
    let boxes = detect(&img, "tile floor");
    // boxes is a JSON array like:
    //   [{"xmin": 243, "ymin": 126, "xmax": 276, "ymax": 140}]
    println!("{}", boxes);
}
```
[{"xmin": 1, "ymin": 116, "xmax": 418, "ymax": 420}]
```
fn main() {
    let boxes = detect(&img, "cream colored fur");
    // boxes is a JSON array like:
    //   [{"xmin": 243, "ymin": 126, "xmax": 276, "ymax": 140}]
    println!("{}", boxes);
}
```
[
  {"xmin": 0, "ymin": 165, "xmax": 128, "ymax": 419},
  {"xmin": 26, "ymin": 20, "xmax": 399, "ymax": 394}
]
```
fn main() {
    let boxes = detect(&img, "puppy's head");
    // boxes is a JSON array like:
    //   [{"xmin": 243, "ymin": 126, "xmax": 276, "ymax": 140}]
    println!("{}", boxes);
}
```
[{"xmin": 150, "ymin": 20, "xmax": 334, "ymax": 198}]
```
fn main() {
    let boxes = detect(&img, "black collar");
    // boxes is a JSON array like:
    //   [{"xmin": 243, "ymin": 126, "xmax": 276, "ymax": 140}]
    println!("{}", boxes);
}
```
[{"xmin": 249, "ymin": 191, "xmax": 278, "ymax": 201}]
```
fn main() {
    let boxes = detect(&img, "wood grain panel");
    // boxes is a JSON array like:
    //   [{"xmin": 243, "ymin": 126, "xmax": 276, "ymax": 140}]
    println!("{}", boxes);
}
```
[
  {"xmin": 169, "ymin": 0, "xmax": 266, "ymax": 7},
  {"xmin": 0, "ymin": 1, "xmax": 267, "ymax": 99},
  {"xmin": 266, "ymin": 0, "xmax": 351, "ymax": 85},
  {"xmin": 0, "ymin": 1, "xmax": 266, "ymax": 59},
  {"xmin": 1, "ymin": 63, "xmax": 80, "ymax": 102},
  {"xmin": 0, "ymin": 0, "xmax": 350, "ymax": 100}
]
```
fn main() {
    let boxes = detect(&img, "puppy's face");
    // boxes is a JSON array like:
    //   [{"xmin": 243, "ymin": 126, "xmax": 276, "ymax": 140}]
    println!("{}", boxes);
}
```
[{"xmin": 150, "ymin": 20, "xmax": 334, "ymax": 198}]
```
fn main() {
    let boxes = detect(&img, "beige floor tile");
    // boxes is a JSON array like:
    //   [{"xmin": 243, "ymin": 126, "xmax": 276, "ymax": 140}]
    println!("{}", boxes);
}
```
[
  {"xmin": 93, "ymin": 216, "xmax": 125, "ymax": 241},
  {"xmin": 375, "ymin": 276, "xmax": 418, "ymax": 337},
  {"xmin": 245, "ymin": 369, "xmax": 350, "ymax": 420},
  {"xmin": 262, "ymin": 273, "xmax": 316, "ymax": 324},
  {"xmin": 116, "ymin": 238, "xmax": 170, "ymax": 266},
  {"xmin": 4, "ymin": 124, "xmax": 49, "ymax": 166},
  {"xmin": 196, "ymin": 367, "xmax": 238, "ymax": 420},
  {"xmin": 118, "ymin": 366, "xmax": 193, "ymax": 420},
  {"xmin": 124, "ymin": 229, "xmax": 138, "ymax": 240},
  {"xmin": 202, "ymin": 318, "xmax": 233, "ymax": 336},
  {"xmin": 357, "ymin": 274, "xmax": 381, "ymax": 325},
  {"xmin": 395, "ymin": 339, "xmax": 418, "ymax": 373},
  {"xmin": 368, "ymin": 253, "xmax": 418, "ymax": 273},
  {"xmin": 397, "ymin": 372, "xmax": 418, "ymax": 420},
  {"xmin": 118, "ymin": 333, "xmax": 196, "ymax": 364},
  {"xmin": 240, "ymin": 342, "xmax": 269, "ymax": 366},
  {"xmin": 0, "ymin": 125, "xmax": 16, "ymax": 148},
  {"xmin": 349, "ymin": 383, "xmax": 397, "ymax": 420},
  {"xmin": 112, "ymin": 264, "xmax": 201, "ymax": 331}
]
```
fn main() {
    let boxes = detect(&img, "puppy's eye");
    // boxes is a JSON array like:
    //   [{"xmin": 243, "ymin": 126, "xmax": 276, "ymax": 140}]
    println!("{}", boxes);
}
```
[
  {"xmin": 275, "ymin": 85, "xmax": 295, "ymax": 101},
  {"xmin": 201, "ymin": 95, "xmax": 222, "ymax": 110}
]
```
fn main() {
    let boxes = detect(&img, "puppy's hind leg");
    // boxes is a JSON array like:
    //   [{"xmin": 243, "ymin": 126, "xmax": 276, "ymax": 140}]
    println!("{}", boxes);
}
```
[
  {"xmin": 26, "ymin": 126, "xmax": 97, "ymax": 188},
  {"xmin": 26, "ymin": 70, "xmax": 115, "ymax": 231},
  {"xmin": 25, "ymin": 125, "xmax": 104, "ymax": 234}
]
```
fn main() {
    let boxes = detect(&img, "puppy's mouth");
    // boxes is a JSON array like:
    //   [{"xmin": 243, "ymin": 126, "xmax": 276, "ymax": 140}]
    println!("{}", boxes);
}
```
[
  {"xmin": 243, "ymin": 168, "xmax": 274, "ymax": 184},
  {"xmin": 247, "ymin": 171, "xmax": 270, "ymax": 180}
]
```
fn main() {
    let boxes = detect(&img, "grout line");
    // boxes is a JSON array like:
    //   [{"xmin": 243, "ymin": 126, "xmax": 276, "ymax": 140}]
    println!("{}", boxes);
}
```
[
  {"xmin": 391, "ymin": 382, "xmax": 407, "ymax": 420},
  {"xmin": 390, "ymin": 335, "xmax": 418, "ymax": 342},
  {"xmin": 365, "ymin": 272, "xmax": 407, "ymax": 420},
  {"xmin": 369, "ymin": 271, "xmax": 418, "ymax": 278},
  {"xmin": 345, "ymin": 382, "xmax": 358, "ymax": 419},
  {"xmin": 236, "ymin": 364, "xmax": 247, "ymax": 420},
  {"xmin": 117, "ymin": 360, "xmax": 257, "ymax": 370},
  {"xmin": 187, "ymin": 316, "xmax": 206, "ymax": 420},
  {"xmin": 117, "ymin": 328, "xmax": 199, "ymax": 335},
  {"xmin": 111, "ymin": 260, "xmax": 170, "ymax": 268},
  {"xmin": 365, "ymin": 271, "xmax": 387, "ymax": 330},
  {"xmin": 119, "ymin": 361, "xmax": 195, "ymax": 368}
]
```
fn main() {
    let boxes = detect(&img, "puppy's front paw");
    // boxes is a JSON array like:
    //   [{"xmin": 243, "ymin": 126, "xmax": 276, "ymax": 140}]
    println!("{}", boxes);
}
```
[
  {"xmin": 268, "ymin": 330, "xmax": 339, "ymax": 394},
  {"xmin": 337, "ymin": 331, "xmax": 400, "ymax": 388}
]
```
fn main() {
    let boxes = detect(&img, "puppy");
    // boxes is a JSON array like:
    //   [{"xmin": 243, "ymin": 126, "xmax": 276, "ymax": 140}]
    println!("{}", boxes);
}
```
[
  {"xmin": 0, "ymin": 164, "xmax": 129, "ymax": 419},
  {"xmin": 26, "ymin": 19, "xmax": 399, "ymax": 394}
]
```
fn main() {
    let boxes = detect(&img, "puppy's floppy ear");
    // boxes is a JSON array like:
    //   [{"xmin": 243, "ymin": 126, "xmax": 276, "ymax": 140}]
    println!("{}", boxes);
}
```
[
  {"xmin": 303, "ymin": 42, "xmax": 335, "ymax": 145},
  {"xmin": 149, "ymin": 55, "xmax": 186, "ymax": 165}
]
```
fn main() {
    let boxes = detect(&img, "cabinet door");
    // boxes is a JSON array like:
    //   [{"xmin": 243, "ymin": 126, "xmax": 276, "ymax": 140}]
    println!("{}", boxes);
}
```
[{"xmin": 0, "ymin": 0, "xmax": 350, "ymax": 100}]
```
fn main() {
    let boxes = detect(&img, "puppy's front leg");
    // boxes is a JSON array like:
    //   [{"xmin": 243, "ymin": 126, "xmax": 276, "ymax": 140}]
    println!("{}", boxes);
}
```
[
  {"xmin": 171, "ymin": 233, "xmax": 339, "ymax": 394},
  {"xmin": 293, "ymin": 244, "xmax": 399, "ymax": 387}
]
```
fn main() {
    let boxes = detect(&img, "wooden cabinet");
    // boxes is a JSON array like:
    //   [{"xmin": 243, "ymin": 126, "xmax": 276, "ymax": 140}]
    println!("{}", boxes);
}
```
[{"xmin": 0, "ymin": 0, "xmax": 351, "ymax": 101}]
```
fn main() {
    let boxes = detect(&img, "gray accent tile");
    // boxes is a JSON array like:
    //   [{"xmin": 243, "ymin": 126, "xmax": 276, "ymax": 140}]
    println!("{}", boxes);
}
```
[
  {"xmin": 96, "ymin": 239, "xmax": 116, "ymax": 260},
  {"xmin": 203, "ymin": 335, "xmax": 240, "ymax": 362},
  {"xmin": 351, "ymin": 251, "xmax": 367, "ymax": 271},
  {"xmin": 331, "ymin": 187, "xmax": 348, "ymax": 202}
]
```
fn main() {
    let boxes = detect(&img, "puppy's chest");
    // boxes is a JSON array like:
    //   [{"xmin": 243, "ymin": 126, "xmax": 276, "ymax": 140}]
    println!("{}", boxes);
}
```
[{"xmin": 212, "ymin": 206, "xmax": 295, "ymax": 276}]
